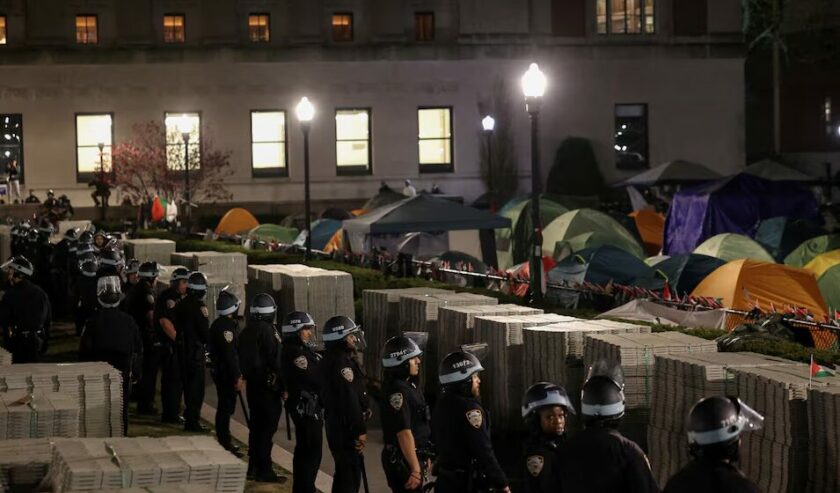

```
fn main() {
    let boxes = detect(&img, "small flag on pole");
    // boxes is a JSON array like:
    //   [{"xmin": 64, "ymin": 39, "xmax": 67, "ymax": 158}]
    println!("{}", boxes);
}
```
[{"xmin": 811, "ymin": 354, "xmax": 834, "ymax": 381}]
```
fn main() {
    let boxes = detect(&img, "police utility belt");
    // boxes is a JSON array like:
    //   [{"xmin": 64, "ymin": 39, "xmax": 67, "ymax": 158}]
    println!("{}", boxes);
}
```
[
  {"xmin": 294, "ymin": 390, "xmax": 322, "ymax": 420},
  {"xmin": 11, "ymin": 326, "xmax": 44, "ymax": 338},
  {"xmin": 383, "ymin": 444, "xmax": 434, "ymax": 476},
  {"xmin": 438, "ymin": 460, "xmax": 493, "ymax": 492}
]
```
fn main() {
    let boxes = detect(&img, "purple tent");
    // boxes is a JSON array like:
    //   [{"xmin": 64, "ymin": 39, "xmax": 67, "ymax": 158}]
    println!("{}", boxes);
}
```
[{"xmin": 664, "ymin": 174, "xmax": 820, "ymax": 255}]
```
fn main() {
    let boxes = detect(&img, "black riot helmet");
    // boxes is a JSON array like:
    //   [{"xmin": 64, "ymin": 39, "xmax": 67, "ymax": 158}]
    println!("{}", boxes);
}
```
[
  {"xmin": 138, "ymin": 261, "xmax": 159, "ymax": 282},
  {"xmin": 281, "ymin": 311, "xmax": 315, "ymax": 335},
  {"xmin": 322, "ymin": 315, "xmax": 364, "ymax": 349},
  {"xmin": 37, "ymin": 219, "xmax": 54, "ymax": 236},
  {"xmin": 382, "ymin": 335, "xmax": 423, "ymax": 370},
  {"xmin": 170, "ymin": 267, "xmax": 190, "ymax": 286},
  {"xmin": 26, "ymin": 228, "xmax": 39, "ymax": 243},
  {"xmin": 216, "ymin": 289, "xmax": 241, "ymax": 317},
  {"xmin": 187, "ymin": 271, "xmax": 208, "ymax": 298},
  {"xmin": 96, "ymin": 276, "xmax": 123, "ymax": 308},
  {"xmin": 99, "ymin": 247, "xmax": 124, "ymax": 269},
  {"xmin": 249, "ymin": 293, "xmax": 277, "ymax": 321},
  {"xmin": 438, "ymin": 350, "xmax": 484, "ymax": 387},
  {"xmin": 78, "ymin": 230, "xmax": 94, "ymax": 245},
  {"xmin": 64, "ymin": 227, "xmax": 80, "ymax": 241},
  {"xmin": 124, "ymin": 258, "xmax": 140, "ymax": 275},
  {"xmin": 2, "ymin": 255, "xmax": 34, "ymax": 279},
  {"xmin": 80, "ymin": 257, "xmax": 99, "ymax": 278},
  {"xmin": 687, "ymin": 396, "xmax": 764, "ymax": 461},
  {"xmin": 580, "ymin": 360, "xmax": 626, "ymax": 425},
  {"xmin": 522, "ymin": 382, "xmax": 576, "ymax": 419}
]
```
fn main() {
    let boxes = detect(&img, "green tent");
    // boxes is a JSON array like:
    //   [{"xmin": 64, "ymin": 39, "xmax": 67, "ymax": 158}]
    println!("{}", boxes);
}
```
[
  {"xmin": 494, "ymin": 195, "xmax": 570, "ymax": 267},
  {"xmin": 693, "ymin": 233, "xmax": 775, "ymax": 263},
  {"xmin": 815, "ymin": 264, "xmax": 840, "ymax": 312},
  {"xmin": 552, "ymin": 231, "xmax": 621, "ymax": 260},
  {"xmin": 247, "ymin": 223, "xmax": 300, "ymax": 244},
  {"xmin": 784, "ymin": 234, "xmax": 840, "ymax": 268},
  {"xmin": 543, "ymin": 208, "xmax": 644, "ymax": 259}
]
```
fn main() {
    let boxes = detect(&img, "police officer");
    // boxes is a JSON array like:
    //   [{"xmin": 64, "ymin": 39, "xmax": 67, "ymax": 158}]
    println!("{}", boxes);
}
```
[
  {"xmin": 321, "ymin": 315, "xmax": 370, "ymax": 493},
  {"xmin": 97, "ymin": 247, "xmax": 124, "ymax": 279},
  {"xmin": 79, "ymin": 276, "xmax": 143, "ymax": 435},
  {"xmin": 174, "ymin": 271, "xmax": 211, "ymax": 432},
  {"xmin": 0, "ymin": 256, "xmax": 52, "ymax": 363},
  {"xmin": 380, "ymin": 336, "xmax": 432, "ymax": 493},
  {"xmin": 51, "ymin": 227, "xmax": 79, "ymax": 316},
  {"xmin": 208, "ymin": 289, "xmax": 244, "ymax": 455},
  {"xmin": 156, "ymin": 266, "xmax": 190, "ymax": 423},
  {"xmin": 123, "ymin": 258, "xmax": 140, "ymax": 293},
  {"xmin": 33, "ymin": 220, "xmax": 54, "ymax": 289},
  {"xmin": 663, "ymin": 396, "xmax": 763, "ymax": 493},
  {"xmin": 124, "ymin": 261, "xmax": 160, "ymax": 415},
  {"xmin": 434, "ymin": 350, "xmax": 509, "ymax": 493},
  {"xmin": 556, "ymin": 361, "xmax": 659, "ymax": 493},
  {"xmin": 280, "ymin": 311, "xmax": 323, "ymax": 493},
  {"xmin": 238, "ymin": 293, "xmax": 285, "ymax": 483},
  {"xmin": 74, "ymin": 257, "xmax": 100, "ymax": 336},
  {"xmin": 521, "ymin": 382, "xmax": 575, "ymax": 493}
]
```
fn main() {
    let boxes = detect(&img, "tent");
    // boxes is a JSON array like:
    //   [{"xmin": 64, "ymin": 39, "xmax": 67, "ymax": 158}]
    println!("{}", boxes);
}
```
[
  {"xmin": 216, "ymin": 208, "xmax": 260, "ymax": 236},
  {"xmin": 543, "ymin": 208, "xmax": 644, "ymax": 259},
  {"xmin": 664, "ymin": 174, "xmax": 820, "ymax": 254},
  {"xmin": 509, "ymin": 196, "xmax": 571, "ymax": 265},
  {"xmin": 645, "ymin": 255, "xmax": 670, "ymax": 266},
  {"xmin": 247, "ymin": 223, "xmax": 299, "ymax": 244},
  {"xmin": 804, "ymin": 251, "xmax": 840, "ymax": 312},
  {"xmin": 293, "ymin": 218, "xmax": 342, "ymax": 251},
  {"xmin": 656, "ymin": 254, "xmax": 726, "ymax": 296},
  {"xmin": 362, "ymin": 187, "xmax": 406, "ymax": 212},
  {"xmin": 619, "ymin": 160, "xmax": 721, "ymax": 186},
  {"xmin": 396, "ymin": 232, "xmax": 449, "ymax": 259},
  {"xmin": 784, "ymin": 235, "xmax": 840, "ymax": 268},
  {"xmin": 754, "ymin": 217, "xmax": 826, "ymax": 262},
  {"xmin": 629, "ymin": 209, "xmax": 666, "ymax": 255},
  {"xmin": 552, "ymin": 231, "xmax": 619, "ymax": 261},
  {"xmin": 693, "ymin": 233, "xmax": 775, "ymax": 263},
  {"xmin": 320, "ymin": 207, "xmax": 353, "ymax": 221},
  {"xmin": 743, "ymin": 159, "xmax": 818, "ymax": 182},
  {"xmin": 323, "ymin": 228, "xmax": 345, "ymax": 254}
]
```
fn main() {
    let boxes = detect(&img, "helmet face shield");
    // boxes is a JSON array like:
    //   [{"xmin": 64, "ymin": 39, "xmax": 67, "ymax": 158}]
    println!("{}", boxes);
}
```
[
  {"xmin": 347, "ymin": 329, "xmax": 366, "ymax": 351},
  {"xmin": 403, "ymin": 332, "xmax": 429, "ymax": 352},
  {"xmin": 460, "ymin": 342, "xmax": 491, "ymax": 366},
  {"xmin": 585, "ymin": 359, "xmax": 625, "ymax": 390},
  {"xmin": 687, "ymin": 396, "xmax": 765, "ymax": 446},
  {"xmin": 96, "ymin": 276, "xmax": 122, "ymax": 297},
  {"xmin": 735, "ymin": 398, "xmax": 764, "ymax": 434}
]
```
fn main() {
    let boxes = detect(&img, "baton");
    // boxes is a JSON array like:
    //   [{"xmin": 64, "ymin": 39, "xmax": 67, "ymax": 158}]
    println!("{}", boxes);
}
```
[
  {"xmin": 285, "ymin": 399, "xmax": 292, "ymax": 441},
  {"xmin": 359, "ymin": 451, "xmax": 370, "ymax": 493},
  {"xmin": 237, "ymin": 391, "xmax": 250, "ymax": 426}
]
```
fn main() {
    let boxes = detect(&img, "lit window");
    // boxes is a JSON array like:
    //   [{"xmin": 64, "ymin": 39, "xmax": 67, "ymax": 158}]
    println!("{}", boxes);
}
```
[
  {"xmin": 165, "ymin": 112, "xmax": 200, "ymax": 170},
  {"xmin": 418, "ymin": 108, "xmax": 453, "ymax": 172},
  {"xmin": 332, "ymin": 13, "xmax": 353, "ymax": 42},
  {"xmin": 163, "ymin": 14, "xmax": 185, "ymax": 43},
  {"xmin": 251, "ymin": 111, "xmax": 287, "ymax": 177},
  {"xmin": 76, "ymin": 15, "xmax": 98, "ymax": 44},
  {"xmin": 415, "ymin": 13, "xmax": 434, "ymax": 41},
  {"xmin": 597, "ymin": 0, "xmax": 654, "ymax": 34},
  {"xmin": 249, "ymin": 14, "xmax": 270, "ymax": 43},
  {"xmin": 614, "ymin": 104, "xmax": 648, "ymax": 169},
  {"xmin": 1, "ymin": 114, "xmax": 23, "ymax": 180},
  {"xmin": 0, "ymin": 16, "xmax": 7, "ymax": 45},
  {"xmin": 76, "ymin": 114, "xmax": 113, "ymax": 176},
  {"xmin": 336, "ymin": 109, "xmax": 371, "ymax": 174}
]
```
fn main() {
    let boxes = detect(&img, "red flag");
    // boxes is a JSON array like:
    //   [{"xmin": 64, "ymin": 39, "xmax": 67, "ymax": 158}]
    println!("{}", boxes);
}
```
[{"xmin": 662, "ymin": 282, "xmax": 672, "ymax": 301}]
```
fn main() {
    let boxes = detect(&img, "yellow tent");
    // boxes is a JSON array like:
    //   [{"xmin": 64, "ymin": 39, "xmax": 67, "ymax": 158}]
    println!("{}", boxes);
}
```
[
  {"xmin": 804, "ymin": 249, "xmax": 840, "ymax": 278},
  {"xmin": 215, "ymin": 208, "xmax": 259, "ymax": 236}
]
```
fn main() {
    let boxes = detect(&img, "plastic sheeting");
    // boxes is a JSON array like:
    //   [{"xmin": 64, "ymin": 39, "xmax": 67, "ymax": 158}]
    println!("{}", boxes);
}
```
[{"xmin": 597, "ymin": 299, "xmax": 727, "ymax": 330}]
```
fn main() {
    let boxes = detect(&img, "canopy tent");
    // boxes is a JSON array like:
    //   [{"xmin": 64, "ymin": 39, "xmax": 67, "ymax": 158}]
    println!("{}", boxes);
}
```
[
  {"xmin": 656, "ymin": 254, "xmax": 726, "ymax": 297},
  {"xmin": 629, "ymin": 209, "xmax": 666, "ymax": 255},
  {"xmin": 247, "ymin": 223, "xmax": 299, "ymax": 244},
  {"xmin": 396, "ymin": 232, "xmax": 449, "ymax": 259},
  {"xmin": 743, "ymin": 159, "xmax": 818, "ymax": 182},
  {"xmin": 215, "ymin": 208, "xmax": 259, "ymax": 236},
  {"xmin": 754, "ymin": 216, "xmax": 826, "ymax": 262},
  {"xmin": 693, "ymin": 233, "xmax": 775, "ymax": 263},
  {"xmin": 804, "ymin": 251, "xmax": 840, "ymax": 312},
  {"xmin": 362, "ymin": 187, "xmax": 406, "ymax": 212},
  {"xmin": 618, "ymin": 160, "xmax": 721, "ymax": 186},
  {"xmin": 664, "ymin": 174, "xmax": 820, "ymax": 254},
  {"xmin": 292, "ymin": 218, "xmax": 342, "ymax": 251},
  {"xmin": 543, "ymin": 208, "xmax": 644, "ymax": 259},
  {"xmin": 784, "ymin": 235, "xmax": 840, "ymax": 267}
]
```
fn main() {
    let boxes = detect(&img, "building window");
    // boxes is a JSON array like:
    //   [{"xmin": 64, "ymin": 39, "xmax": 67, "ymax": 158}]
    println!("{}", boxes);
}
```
[
  {"xmin": 825, "ymin": 97, "xmax": 833, "ymax": 136},
  {"xmin": 418, "ymin": 108, "xmax": 453, "ymax": 173},
  {"xmin": 251, "ymin": 111, "xmax": 287, "ymax": 177},
  {"xmin": 249, "ymin": 14, "xmax": 270, "ymax": 43},
  {"xmin": 163, "ymin": 14, "xmax": 186, "ymax": 43},
  {"xmin": 615, "ymin": 104, "xmax": 648, "ymax": 170},
  {"xmin": 415, "ymin": 12, "xmax": 434, "ymax": 41},
  {"xmin": 335, "ymin": 109, "xmax": 371, "ymax": 174},
  {"xmin": 76, "ymin": 114, "xmax": 113, "ymax": 179},
  {"xmin": 597, "ymin": 0, "xmax": 655, "ymax": 34},
  {"xmin": 1, "ymin": 114, "xmax": 23, "ymax": 182},
  {"xmin": 0, "ymin": 16, "xmax": 7, "ymax": 45},
  {"xmin": 332, "ymin": 13, "xmax": 353, "ymax": 42},
  {"xmin": 75, "ymin": 15, "xmax": 98, "ymax": 44},
  {"xmin": 165, "ymin": 112, "xmax": 200, "ymax": 170}
]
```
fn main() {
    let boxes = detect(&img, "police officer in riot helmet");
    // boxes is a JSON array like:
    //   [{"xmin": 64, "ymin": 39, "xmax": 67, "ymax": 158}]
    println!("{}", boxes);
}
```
[
  {"xmin": 51, "ymin": 227, "xmax": 79, "ymax": 316},
  {"xmin": 521, "ymin": 382, "xmax": 575, "ymax": 493},
  {"xmin": 0, "ymin": 255, "xmax": 52, "ymax": 363},
  {"xmin": 238, "ymin": 293, "xmax": 286, "ymax": 483},
  {"xmin": 123, "ymin": 258, "xmax": 140, "ymax": 292},
  {"xmin": 79, "ymin": 276, "xmax": 142, "ymax": 435},
  {"xmin": 174, "ymin": 271, "xmax": 211, "ymax": 432},
  {"xmin": 33, "ymin": 219, "xmax": 53, "ymax": 288},
  {"xmin": 280, "ymin": 310, "xmax": 323, "ymax": 493},
  {"xmin": 97, "ymin": 246, "xmax": 124, "ymax": 278},
  {"xmin": 557, "ymin": 360, "xmax": 658, "ymax": 493},
  {"xmin": 74, "ymin": 257, "xmax": 100, "ymax": 336},
  {"xmin": 208, "ymin": 289, "xmax": 244, "ymax": 456},
  {"xmin": 380, "ymin": 335, "xmax": 432, "ymax": 493},
  {"xmin": 663, "ymin": 396, "xmax": 763, "ymax": 493},
  {"xmin": 320, "ymin": 315, "xmax": 370, "ymax": 493},
  {"xmin": 124, "ymin": 261, "xmax": 160, "ymax": 415},
  {"xmin": 156, "ymin": 266, "xmax": 190, "ymax": 423},
  {"xmin": 433, "ymin": 350, "xmax": 509, "ymax": 493}
]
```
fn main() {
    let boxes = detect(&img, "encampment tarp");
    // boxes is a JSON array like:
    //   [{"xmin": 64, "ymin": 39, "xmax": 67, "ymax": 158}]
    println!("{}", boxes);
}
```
[
  {"xmin": 784, "ymin": 235, "xmax": 840, "ymax": 267},
  {"xmin": 693, "ymin": 233, "xmax": 775, "ymax": 263},
  {"xmin": 664, "ymin": 174, "xmax": 821, "ymax": 255},
  {"xmin": 216, "ymin": 208, "xmax": 260, "ymax": 236},
  {"xmin": 597, "ymin": 299, "xmax": 727, "ymax": 330},
  {"xmin": 655, "ymin": 254, "xmax": 726, "ymax": 296},
  {"xmin": 543, "ymin": 208, "xmax": 644, "ymax": 259},
  {"xmin": 754, "ymin": 217, "xmax": 825, "ymax": 262},
  {"xmin": 619, "ymin": 160, "xmax": 721, "ymax": 186}
]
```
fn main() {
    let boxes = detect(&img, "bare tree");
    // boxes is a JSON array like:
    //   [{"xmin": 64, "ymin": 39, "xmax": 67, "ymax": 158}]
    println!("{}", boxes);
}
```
[{"xmin": 477, "ymin": 77, "xmax": 520, "ymax": 205}]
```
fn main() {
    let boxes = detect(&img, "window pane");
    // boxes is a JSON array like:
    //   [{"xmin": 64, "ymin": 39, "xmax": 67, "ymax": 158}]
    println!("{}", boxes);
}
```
[
  {"xmin": 77, "ymin": 145, "xmax": 112, "ymax": 173},
  {"xmin": 76, "ymin": 114, "xmax": 112, "ymax": 147},
  {"xmin": 645, "ymin": 0, "xmax": 655, "ymax": 33},
  {"xmin": 332, "ymin": 14, "xmax": 353, "ymax": 41},
  {"xmin": 415, "ymin": 13, "xmax": 434, "ymax": 41},
  {"xmin": 615, "ymin": 104, "xmax": 648, "ymax": 169},
  {"xmin": 165, "ymin": 113, "xmax": 200, "ymax": 145},
  {"xmin": 337, "ymin": 141, "xmax": 369, "ymax": 167},
  {"xmin": 249, "ymin": 14, "xmax": 270, "ymax": 42},
  {"xmin": 418, "ymin": 109, "xmax": 451, "ymax": 139},
  {"xmin": 419, "ymin": 139, "xmax": 451, "ymax": 165},
  {"xmin": 251, "ymin": 112, "xmax": 285, "ymax": 143},
  {"xmin": 0, "ymin": 16, "xmax": 6, "ymax": 44},
  {"xmin": 252, "ymin": 143, "xmax": 285, "ymax": 169},
  {"xmin": 611, "ymin": 0, "xmax": 626, "ymax": 34},
  {"xmin": 164, "ymin": 15, "xmax": 185, "ymax": 43},
  {"xmin": 596, "ymin": 0, "xmax": 607, "ymax": 34},
  {"xmin": 76, "ymin": 15, "xmax": 97, "ymax": 44},
  {"xmin": 627, "ymin": 0, "xmax": 641, "ymax": 33},
  {"xmin": 336, "ymin": 110, "xmax": 369, "ymax": 141}
]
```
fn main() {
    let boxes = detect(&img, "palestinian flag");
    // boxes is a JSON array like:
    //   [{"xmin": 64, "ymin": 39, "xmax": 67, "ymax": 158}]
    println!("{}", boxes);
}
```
[{"xmin": 811, "ymin": 355, "xmax": 834, "ymax": 378}]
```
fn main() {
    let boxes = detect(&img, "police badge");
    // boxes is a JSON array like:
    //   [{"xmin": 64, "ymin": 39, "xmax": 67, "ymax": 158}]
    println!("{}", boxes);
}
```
[
  {"xmin": 294, "ymin": 355, "xmax": 308, "ymax": 370},
  {"xmin": 389, "ymin": 393, "xmax": 404, "ymax": 411},
  {"xmin": 466, "ymin": 409, "xmax": 483, "ymax": 429},
  {"xmin": 223, "ymin": 331, "xmax": 234, "ymax": 343},
  {"xmin": 526, "ymin": 455, "xmax": 544, "ymax": 477},
  {"xmin": 166, "ymin": 299, "xmax": 176, "ymax": 309},
  {"xmin": 200, "ymin": 306, "xmax": 209, "ymax": 318},
  {"xmin": 341, "ymin": 367, "xmax": 354, "ymax": 382}
]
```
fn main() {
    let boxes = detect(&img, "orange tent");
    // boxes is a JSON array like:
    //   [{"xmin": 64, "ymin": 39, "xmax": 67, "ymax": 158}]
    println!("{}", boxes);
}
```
[
  {"xmin": 323, "ymin": 228, "xmax": 345, "ymax": 253},
  {"xmin": 629, "ymin": 209, "xmax": 665, "ymax": 256},
  {"xmin": 215, "ymin": 208, "xmax": 259, "ymax": 236}
]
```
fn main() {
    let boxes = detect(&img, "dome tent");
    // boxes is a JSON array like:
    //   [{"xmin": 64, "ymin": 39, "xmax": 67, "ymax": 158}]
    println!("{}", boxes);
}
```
[
  {"xmin": 784, "ymin": 235, "xmax": 840, "ymax": 268},
  {"xmin": 656, "ymin": 254, "xmax": 726, "ymax": 296},
  {"xmin": 543, "ymin": 208, "xmax": 644, "ymax": 259},
  {"xmin": 804, "ymin": 251, "xmax": 840, "ymax": 312},
  {"xmin": 754, "ymin": 216, "xmax": 825, "ymax": 262},
  {"xmin": 216, "ymin": 208, "xmax": 259, "ymax": 236},
  {"xmin": 693, "ymin": 233, "xmax": 775, "ymax": 263}
]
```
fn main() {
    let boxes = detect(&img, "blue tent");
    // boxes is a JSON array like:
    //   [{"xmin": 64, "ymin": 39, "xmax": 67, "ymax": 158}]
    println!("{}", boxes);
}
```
[
  {"xmin": 754, "ymin": 216, "xmax": 825, "ymax": 262},
  {"xmin": 293, "ymin": 218, "xmax": 342, "ymax": 250},
  {"xmin": 655, "ymin": 254, "xmax": 726, "ymax": 296},
  {"xmin": 664, "ymin": 174, "xmax": 820, "ymax": 255}
]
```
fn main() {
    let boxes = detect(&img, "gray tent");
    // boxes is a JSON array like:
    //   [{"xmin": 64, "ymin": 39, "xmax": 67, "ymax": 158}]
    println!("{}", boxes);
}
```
[{"xmin": 619, "ymin": 160, "xmax": 721, "ymax": 187}]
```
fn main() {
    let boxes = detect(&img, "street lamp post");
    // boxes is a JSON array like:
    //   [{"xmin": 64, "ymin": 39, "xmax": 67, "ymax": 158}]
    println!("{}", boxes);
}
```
[
  {"xmin": 521, "ymin": 63, "xmax": 547, "ymax": 305},
  {"xmin": 97, "ymin": 142, "xmax": 106, "ymax": 220},
  {"xmin": 482, "ymin": 115, "xmax": 496, "ymax": 212},
  {"xmin": 175, "ymin": 116, "xmax": 193, "ymax": 233},
  {"xmin": 296, "ymin": 97, "xmax": 315, "ymax": 260}
]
